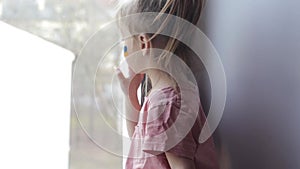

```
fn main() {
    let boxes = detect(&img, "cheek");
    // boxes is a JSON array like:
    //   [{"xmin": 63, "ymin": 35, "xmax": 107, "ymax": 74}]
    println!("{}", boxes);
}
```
[
  {"xmin": 130, "ymin": 38, "xmax": 140, "ymax": 51},
  {"xmin": 125, "ymin": 45, "xmax": 139, "ymax": 57},
  {"xmin": 124, "ymin": 38, "xmax": 139, "ymax": 57}
]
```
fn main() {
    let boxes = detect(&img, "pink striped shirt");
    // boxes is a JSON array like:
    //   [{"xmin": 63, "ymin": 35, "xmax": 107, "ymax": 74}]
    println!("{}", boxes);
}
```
[{"xmin": 126, "ymin": 86, "xmax": 219, "ymax": 169}]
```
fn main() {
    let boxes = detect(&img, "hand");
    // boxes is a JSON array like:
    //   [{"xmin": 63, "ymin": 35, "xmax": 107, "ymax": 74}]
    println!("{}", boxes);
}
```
[{"xmin": 115, "ymin": 66, "xmax": 144, "ymax": 98}]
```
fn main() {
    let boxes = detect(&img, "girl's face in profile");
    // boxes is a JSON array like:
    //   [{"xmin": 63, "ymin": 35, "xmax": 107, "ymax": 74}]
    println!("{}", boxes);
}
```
[
  {"xmin": 123, "ymin": 36, "xmax": 139, "ymax": 58},
  {"xmin": 123, "ymin": 36, "xmax": 146, "ymax": 73},
  {"xmin": 123, "ymin": 36, "xmax": 151, "ymax": 75}
]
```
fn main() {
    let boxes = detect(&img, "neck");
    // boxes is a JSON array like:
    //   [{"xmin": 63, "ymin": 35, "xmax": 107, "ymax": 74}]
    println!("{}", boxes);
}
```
[{"xmin": 146, "ymin": 69, "xmax": 177, "ymax": 92}]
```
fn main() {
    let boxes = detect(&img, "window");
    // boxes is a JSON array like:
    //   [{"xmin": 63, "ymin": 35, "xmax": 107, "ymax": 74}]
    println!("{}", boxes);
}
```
[{"xmin": 1, "ymin": 0, "xmax": 125, "ymax": 168}]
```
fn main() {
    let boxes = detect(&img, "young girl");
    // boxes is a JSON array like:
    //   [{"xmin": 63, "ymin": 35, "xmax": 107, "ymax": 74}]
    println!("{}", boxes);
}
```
[{"xmin": 115, "ymin": 0, "xmax": 219, "ymax": 168}]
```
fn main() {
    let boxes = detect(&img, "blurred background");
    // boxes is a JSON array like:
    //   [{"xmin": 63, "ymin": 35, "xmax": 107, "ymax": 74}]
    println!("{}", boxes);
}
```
[
  {"xmin": 0, "ymin": 0, "xmax": 119, "ymax": 54},
  {"xmin": 198, "ymin": 0, "xmax": 300, "ymax": 169},
  {"xmin": 0, "ymin": 0, "xmax": 123, "ymax": 169},
  {"xmin": 1, "ymin": 0, "xmax": 300, "ymax": 169}
]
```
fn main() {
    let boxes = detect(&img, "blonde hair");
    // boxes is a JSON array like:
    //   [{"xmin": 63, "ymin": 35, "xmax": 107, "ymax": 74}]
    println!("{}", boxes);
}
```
[
  {"xmin": 118, "ymin": 0, "xmax": 205, "ymax": 62},
  {"xmin": 117, "ymin": 0, "xmax": 206, "ymax": 98}
]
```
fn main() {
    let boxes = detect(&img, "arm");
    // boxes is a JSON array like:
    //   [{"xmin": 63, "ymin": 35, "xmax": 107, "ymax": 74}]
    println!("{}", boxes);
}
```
[
  {"xmin": 124, "ymin": 91, "xmax": 141, "ymax": 137},
  {"xmin": 115, "ymin": 66, "xmax": 144, "ymax": 137},
  {"xmin": 165, "ymin": 152, "xmax": 196, "ymax": 169}
]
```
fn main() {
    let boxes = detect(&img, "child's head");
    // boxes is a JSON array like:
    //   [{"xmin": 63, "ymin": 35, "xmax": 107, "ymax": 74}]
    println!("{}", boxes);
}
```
[
  {"xmin": 117, "ymin": 0, "xmax": 205, "ymax": 66},
  {"xmin": 117, "ymin": 0, "xmax": 208, "ymax": 102}
]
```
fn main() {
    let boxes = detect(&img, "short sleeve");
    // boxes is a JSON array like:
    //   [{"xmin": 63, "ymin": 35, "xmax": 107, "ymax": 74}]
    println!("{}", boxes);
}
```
[{"xmin": 142, "ymin": 99, "xmax": 197, "ymax": 160}]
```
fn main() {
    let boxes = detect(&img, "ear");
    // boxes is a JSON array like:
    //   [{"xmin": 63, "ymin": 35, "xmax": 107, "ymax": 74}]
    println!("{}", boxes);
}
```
[{"xmin": 138, "ymin": 34, "xmax": 151, "ymax": 56}]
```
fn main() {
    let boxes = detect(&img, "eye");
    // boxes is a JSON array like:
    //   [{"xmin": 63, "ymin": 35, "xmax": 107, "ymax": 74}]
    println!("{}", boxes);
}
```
[{"xmin": 124, "ymin": 45, "xmax": 129, "ymax": 57}]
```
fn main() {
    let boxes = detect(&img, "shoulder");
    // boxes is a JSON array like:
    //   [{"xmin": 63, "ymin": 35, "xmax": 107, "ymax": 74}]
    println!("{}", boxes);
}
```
[{"xmin": 147, "ymin": 86, "xmax": 181, "ymax": 108}]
